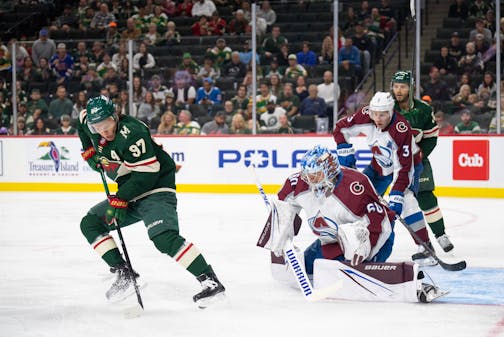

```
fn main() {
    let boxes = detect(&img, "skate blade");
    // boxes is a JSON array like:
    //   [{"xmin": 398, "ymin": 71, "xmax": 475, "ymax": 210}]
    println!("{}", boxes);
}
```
[
  {"xmin": 414, "ymin": 258, "xmax": 438, "ymax": 267},
  {"xmin": 123, "ymin": 303, "xmax": 144, "ymax": 319},
  {"xmin": 107, "ymin": 280, "xmax": 147, "ymax": 304},
  {"xmin": 428, "ymin": 289, "xmax": 450, "ymax": 303},
  {"xmin": 195, "ymin": 292, "xmax": 227, "ymax": 309}
]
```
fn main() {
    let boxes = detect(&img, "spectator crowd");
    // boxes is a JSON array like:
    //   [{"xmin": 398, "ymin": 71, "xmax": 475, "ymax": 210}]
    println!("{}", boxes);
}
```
[{"xmin": 0, "ymin": 0, "xmax": 501, "ymax": 136}]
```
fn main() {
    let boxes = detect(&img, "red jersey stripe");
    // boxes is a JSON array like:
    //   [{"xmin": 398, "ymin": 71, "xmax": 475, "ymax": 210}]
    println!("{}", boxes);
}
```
[
  {"xmin": 176, "ymin": 243, "xmax": 194, "ymax": 262},
  {"xmin": 93, "ymin": 236, "xmax": 112, "ymax": 249}
]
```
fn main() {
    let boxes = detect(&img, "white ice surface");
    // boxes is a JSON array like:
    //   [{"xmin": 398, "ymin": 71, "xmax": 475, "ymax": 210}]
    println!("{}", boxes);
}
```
[{"xmin": 0, "ymin": 192, "xmax": 503, "ymax": 337}]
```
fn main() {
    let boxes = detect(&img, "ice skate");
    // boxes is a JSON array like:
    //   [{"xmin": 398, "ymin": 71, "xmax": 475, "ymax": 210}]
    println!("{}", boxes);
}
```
[
  {"xmin": 437, "ymin": 234, "xmax": 454, "ymax": 252},
  {"xmin": 193, "ymin": 268, "xmax": 226, "ymax": 309},
  {"xmin": 417, "ymin": 283, "xmax": 449, "ymax": 303},
  {"xmin": 105, "ymin": 263, "xmax": 142, "ymax": 303},
  {"xmin": 412, "ymin": 242, "xmax": 438, "ymax": 266}
]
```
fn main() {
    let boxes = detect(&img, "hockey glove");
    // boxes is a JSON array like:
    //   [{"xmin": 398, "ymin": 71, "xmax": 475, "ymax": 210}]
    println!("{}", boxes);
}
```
[
  {"xmin": 388, "ymin": 191, "xmax": 404, "ymax": 216},
  {"xmin": 337, "ymin": 143, "xmax": 356, "ymax": 168},
  {"xmin": 81, "ymin": 146, "xmax": 101, "ymax": 173},
  {"xmin": 338, "ymin": 222, "xmax": 371, "ymax": 266},
  {"xmin": 106, "ymin": 196, "xmax": 128, "ymax": 225}
]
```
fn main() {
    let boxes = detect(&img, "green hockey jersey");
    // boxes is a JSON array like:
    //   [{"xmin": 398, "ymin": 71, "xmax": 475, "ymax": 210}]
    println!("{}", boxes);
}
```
[
  {"xmin": 394, "ymin": 98, "xmax": 439, "ymax": 158},
  {"xmin": 78, "ymin": 112, "xmax": 176, "ymax": 201}
]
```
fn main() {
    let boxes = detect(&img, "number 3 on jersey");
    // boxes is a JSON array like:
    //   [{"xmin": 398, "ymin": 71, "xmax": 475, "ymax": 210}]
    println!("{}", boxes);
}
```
[
  {"xmin": 129, "ymin": 139, "xmax": 146, "ymax": 157},
  {"xmin": 402, "ymin": 145, "xmax": 410, "ymax": 157}
]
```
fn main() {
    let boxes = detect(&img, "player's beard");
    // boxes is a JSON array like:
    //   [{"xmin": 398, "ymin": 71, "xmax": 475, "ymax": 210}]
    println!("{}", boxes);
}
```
[{"xmin": 394, "ymin": 91, "xmax": 409, "ymax": 105}]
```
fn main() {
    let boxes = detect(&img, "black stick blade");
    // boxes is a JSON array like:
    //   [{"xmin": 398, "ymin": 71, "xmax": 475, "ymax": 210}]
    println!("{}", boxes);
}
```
[{"xmin": 439, "ymin": 259, "xmax": 467, "ymax": 272}]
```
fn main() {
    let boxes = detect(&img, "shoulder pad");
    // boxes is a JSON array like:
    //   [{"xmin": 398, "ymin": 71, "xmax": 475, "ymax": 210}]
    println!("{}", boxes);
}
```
[{"xmin": 415, "ymin": 99, "xmax": 433, "ymax": 113}]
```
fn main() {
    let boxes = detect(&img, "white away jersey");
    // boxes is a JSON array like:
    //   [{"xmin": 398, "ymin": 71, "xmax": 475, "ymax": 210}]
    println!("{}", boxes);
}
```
[{"xmin": 333, "ymin": 106, "xmax": 421, "ymax": 193}]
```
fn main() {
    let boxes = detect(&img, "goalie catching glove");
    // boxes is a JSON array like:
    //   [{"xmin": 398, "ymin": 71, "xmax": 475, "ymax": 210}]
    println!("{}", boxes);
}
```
[
  {"xmin": 106, "ymin": 196, "xmax": 128, "ymax": 225},
  {"xmin": 337, "ymin": 221, "xmax": 371, "ymax": 266}
]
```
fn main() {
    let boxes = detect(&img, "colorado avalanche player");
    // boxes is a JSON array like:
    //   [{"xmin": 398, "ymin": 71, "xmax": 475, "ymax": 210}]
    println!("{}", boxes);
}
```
[
  {"xmin": 333, "ymin": 92, "xmax": 436, "ymax": 266},
  {"xmin": 258, "ymin": 145, "xmax": 445, "ymax": 302},
  {"xmin": 278, "ymin": 145, "xmax": 395, "ymax": 272}
]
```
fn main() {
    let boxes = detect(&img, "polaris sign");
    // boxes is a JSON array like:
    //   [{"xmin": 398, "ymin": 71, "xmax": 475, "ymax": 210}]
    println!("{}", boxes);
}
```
[
  {"xmin": 218, "ymin": 149, "xmax": 373, "ymax": 169},
  {"xmin": 218, "ymin": 149, "xmax": 308, "ymax": 168}
]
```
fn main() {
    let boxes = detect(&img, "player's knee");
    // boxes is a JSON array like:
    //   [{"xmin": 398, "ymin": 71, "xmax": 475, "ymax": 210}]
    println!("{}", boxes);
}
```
[
  {"xmin": 373, "ymin": 232, "xmax": 395, "ymax": 262},
  {"xmin": 304, "ymin": 241, "xmax": 323, "ymax": 275},
  {"xmin": 151, "ymin": 230, "xmax": 185, "ymax": 257},
  {"xmin": 80, "ymin": 213, "xmax": 108, "ymax": 243},
  {"xmin": 417, "ymin": 191, "xmax": 438, "ymax": 209}
]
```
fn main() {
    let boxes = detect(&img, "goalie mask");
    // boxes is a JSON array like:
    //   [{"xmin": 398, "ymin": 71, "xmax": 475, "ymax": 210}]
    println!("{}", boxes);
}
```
[
  {"xmin": 301, "ymin": 145, "xmax": 341, "ymax": 197},
  {"xmin": 86, "ymin": 95, "xmax": 117, "ymax": 134}
]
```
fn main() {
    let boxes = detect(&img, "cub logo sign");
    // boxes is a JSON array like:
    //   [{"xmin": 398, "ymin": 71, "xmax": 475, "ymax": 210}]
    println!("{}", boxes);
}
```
[{"xmin": 452, "ymin": 140, "xmax": 489, "ymax": 180}]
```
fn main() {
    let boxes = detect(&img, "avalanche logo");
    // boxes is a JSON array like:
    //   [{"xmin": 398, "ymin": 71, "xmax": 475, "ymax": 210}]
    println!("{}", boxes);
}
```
[
  {"xmin": 372, "ymin": 141, "xmax": 393, "ymax": 169},
  {"xmin": 396, "ymin": 121, "xmax": 408, "ymax": 133},
  {"xmin": 350, "ymin": 181, "xmax": 364, "ymax": 195},
  {"xmin": 308, "ymin": 212, "xmax": 338, "ymax": 239}
]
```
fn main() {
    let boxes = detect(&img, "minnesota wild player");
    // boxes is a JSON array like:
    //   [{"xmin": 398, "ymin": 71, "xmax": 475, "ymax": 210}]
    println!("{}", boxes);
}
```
[
  {"xmin": 391, "ymin": 71, "xmax": 454, "ymax": 253},
  {"xmin": 78, "ymin": 95, "xmax": 225, "ymax": 308}
]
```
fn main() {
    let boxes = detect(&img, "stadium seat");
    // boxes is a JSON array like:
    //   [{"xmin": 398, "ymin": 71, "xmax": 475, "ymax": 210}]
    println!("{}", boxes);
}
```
[
  {"xmin": 420, "ymin": 63, "xmax": 433, "ymax": 74},
  {"xmin": 195, "ymin": 115, "xmax": 213, "ymax": 127},
  {"xmin": 210, "ymin": 104, "xmax": 224, "ymax": 116},
  {"xmin": 189, "ymin": 104, "xmax": 210, "ymax": 117},
  {"xmin": 424, "ymin": 50, "xmax": 439, "ymax": 63},
  {"xmin": 443, "ymin": 18, "xmax": 464, "ymax": 29},
  {"xmin": 28, "ymin": 82, "xmax": 48, "ymax": 95},
  {"xmin": 291, "ymin": 115, "xmax": 316, "ymax": 133}
]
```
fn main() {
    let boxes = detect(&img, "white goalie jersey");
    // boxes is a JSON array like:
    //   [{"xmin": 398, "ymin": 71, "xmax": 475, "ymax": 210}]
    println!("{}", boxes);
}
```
[{"xmin": 275, "ymin": 167, "xmax": 395, "ymax": 261}]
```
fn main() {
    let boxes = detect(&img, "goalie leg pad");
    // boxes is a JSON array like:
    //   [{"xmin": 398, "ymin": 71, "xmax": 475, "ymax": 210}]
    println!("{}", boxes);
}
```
[
  {"xmin": 313, "ymin": 260, "xmax": 420, "ymax": 302},
  {"xmin": 271, "ymin": 247, "xmax": 309, "ymax": 290}
]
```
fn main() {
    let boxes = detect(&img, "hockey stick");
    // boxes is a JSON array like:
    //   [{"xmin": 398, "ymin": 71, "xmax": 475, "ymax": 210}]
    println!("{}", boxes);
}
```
[
  {"xmin": 378, "ymin": 196, "xmax": 466, "ymax": 271},
  {"xmin": 99, "ymin": 169, "xmax": 144, "ymax": 314},
  {"xmin": 249, "ymin": 164, "xmax": 342, "ymax": 301}
]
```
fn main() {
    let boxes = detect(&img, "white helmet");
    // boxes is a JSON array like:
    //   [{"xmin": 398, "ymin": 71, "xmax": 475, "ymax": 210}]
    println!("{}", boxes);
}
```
[{"xmin": 369, "ymin": 91, "xmax": 394, "ymax": 114}]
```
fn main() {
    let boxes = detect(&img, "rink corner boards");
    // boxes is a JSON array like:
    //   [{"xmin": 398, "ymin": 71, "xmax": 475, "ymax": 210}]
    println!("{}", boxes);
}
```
[{"xmin": 0, "ymin": 183, "xmax": 504, "ymax": 198}]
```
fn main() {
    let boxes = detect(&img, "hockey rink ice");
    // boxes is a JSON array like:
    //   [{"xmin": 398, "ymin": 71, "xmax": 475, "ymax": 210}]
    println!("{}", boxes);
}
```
[{"xmin": 0, "ymin": 192, "xmax": 503, "ymax": 337}]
